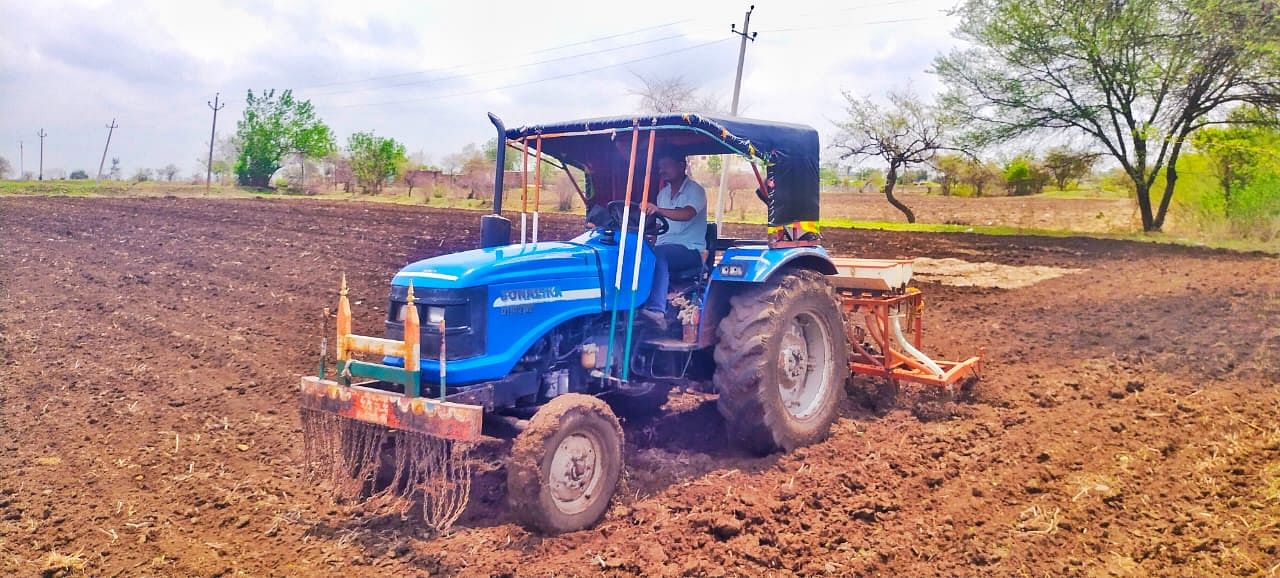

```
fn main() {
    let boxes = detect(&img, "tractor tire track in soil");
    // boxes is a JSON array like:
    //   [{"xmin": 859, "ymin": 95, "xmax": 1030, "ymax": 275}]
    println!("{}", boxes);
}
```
[{"xmin": 0, "ymin": 196, "xmax": 1277, "ymax": 576}]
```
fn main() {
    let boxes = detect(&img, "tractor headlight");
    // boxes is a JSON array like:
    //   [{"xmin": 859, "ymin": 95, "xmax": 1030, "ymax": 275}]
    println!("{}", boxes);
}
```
[
  {"xmin": 426, "ymin": 306, "xmax": 445, "ymax": 324},
  {"xmin": 719, "ymin": 263, "xmax": 746, "ymax": 277}
]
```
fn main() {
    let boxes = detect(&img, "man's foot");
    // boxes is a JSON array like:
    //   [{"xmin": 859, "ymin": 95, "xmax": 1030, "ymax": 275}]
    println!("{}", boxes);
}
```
[{"xmin": 638, "ymin": 308, "xmax": 668, "ymax": 330}]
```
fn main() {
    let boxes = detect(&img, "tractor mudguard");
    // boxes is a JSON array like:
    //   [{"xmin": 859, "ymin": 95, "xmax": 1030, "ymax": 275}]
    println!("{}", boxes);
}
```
[
  {"xmin": 709, "ymin": 245, "xmax": 836, "ymax": 284},
  {"xmin": 695, "ymin": 245, "xmax": 837, "ymax": 348}
]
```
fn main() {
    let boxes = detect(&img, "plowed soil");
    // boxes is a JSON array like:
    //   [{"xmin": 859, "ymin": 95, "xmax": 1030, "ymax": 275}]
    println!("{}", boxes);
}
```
[{"xmin": 1, "ymin": 196, "xmax": 1277, "ymax": 577}]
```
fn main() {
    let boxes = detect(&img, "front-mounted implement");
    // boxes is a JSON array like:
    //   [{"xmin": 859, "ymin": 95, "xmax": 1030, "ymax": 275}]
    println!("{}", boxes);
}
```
[{"xmin": 300, "ymin": 276, "xmax": 481, "ymax": 532}]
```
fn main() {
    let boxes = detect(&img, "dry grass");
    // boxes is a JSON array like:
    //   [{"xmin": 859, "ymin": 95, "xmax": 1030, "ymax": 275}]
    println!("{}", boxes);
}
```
[{"xmin": 40, "ymin": 550, "xmax": 86, "ymax": 575}]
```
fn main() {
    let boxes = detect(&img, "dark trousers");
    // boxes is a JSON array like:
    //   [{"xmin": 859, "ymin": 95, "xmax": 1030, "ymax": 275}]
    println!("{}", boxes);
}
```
[{"xmin": 645, "ymin": 244, "xmax": 702, "ymax": 313}]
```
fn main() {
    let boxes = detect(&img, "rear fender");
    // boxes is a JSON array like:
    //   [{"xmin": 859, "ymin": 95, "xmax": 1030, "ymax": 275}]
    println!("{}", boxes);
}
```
[
  {"xmin": 696, "ymin": 245, "xmax": 836, "ymax": 347},
  {"xmin": 708, "ymin": 245, "xmax": 835, "ymax": 283}
]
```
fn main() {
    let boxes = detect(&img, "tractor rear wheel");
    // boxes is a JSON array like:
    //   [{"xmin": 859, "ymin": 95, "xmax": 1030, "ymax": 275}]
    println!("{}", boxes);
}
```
[
  {"xmin": 713, "ymin": 269, "xmax": 848, "ymax": 455},
  {"xmin": 506, "ymin": 394, "xmax": 624, "ymax": 533}
]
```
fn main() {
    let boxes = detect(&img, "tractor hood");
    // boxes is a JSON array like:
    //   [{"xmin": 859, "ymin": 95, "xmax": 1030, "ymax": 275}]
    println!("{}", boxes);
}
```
[{"xmin": 391, "ymin": 242, "xmax": 599, "ymax": 289}]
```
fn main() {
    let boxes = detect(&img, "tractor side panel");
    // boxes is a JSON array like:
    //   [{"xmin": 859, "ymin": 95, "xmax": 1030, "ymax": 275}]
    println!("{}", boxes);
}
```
[{"xmin": 415, "ymin": 275, "xmax": 604, "ymax": 384}]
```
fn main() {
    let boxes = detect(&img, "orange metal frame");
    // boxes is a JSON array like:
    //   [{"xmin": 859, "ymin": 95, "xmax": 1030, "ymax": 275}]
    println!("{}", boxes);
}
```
[{"xmin": 841, "ymin": 290, "xmax": 983, "ymax": 390}]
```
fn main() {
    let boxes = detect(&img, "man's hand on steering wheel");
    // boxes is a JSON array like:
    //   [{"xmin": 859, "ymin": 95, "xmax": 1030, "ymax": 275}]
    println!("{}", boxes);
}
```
[{"xmin": 606, "ymin": 200, "xmax": 670, "ymax": 236}]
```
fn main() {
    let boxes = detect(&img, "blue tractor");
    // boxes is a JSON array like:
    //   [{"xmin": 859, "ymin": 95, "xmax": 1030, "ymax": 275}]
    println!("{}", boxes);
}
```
[{"xmin": 303, "ymin": 113, "xmax": 855, "ymax": 534}]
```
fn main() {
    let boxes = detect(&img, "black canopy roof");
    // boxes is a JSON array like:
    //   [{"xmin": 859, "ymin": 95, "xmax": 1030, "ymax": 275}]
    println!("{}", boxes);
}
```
[{"xmin": 504, "ymin": 113, "xmax": 820, "ymax": 225}]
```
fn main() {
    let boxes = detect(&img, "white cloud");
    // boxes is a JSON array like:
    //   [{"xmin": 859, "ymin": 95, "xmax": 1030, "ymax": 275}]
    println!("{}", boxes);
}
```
[{"xmin": 0, "ymin": 0, "xmax": 964, "ymax": 176}]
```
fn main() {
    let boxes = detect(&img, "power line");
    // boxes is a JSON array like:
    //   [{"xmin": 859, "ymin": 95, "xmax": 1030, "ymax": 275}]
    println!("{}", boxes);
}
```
[
  {"xmin": 295, "ymin": 18, "xmax": 693, "ymax": 91},
  {"xmin": 322, "ymin": 12, "xmax": 949, "ymax": 110},
  {"xmin": 329, "ymin": 37, "xmax": 735, "ymax": 109},
  {"xmin": 757, "ymin": 15, "xmax": 943, "ymax": 34},
  {"xmin": 306, "ymin": 29, "xmax": 714, "ymax": 98},
  {"xmin": 760, "ymin": 0, "xmax": 931, "ymax": 24}
]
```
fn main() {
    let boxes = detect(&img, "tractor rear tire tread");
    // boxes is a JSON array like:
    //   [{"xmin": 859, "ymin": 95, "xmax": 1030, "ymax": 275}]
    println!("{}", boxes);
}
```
[{"xmin": 713, "ymin": 269, "xmax": 848, "ymax": 455}]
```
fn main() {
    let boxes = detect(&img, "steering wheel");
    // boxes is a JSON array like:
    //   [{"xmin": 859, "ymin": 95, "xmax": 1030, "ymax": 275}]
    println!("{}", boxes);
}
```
[{"xmin": 606, "ymin": 200, "xmax": 670, "ymax": 236}]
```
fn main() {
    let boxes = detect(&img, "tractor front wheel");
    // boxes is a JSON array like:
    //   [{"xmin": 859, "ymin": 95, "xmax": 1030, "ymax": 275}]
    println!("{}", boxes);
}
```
[
  {"xmin": 713, "ymin": 269, "xmax": 848, "ymax": 455},
  {"xmin": 506, "ymin": 394, "xmax": 624, "ymax": 533}
]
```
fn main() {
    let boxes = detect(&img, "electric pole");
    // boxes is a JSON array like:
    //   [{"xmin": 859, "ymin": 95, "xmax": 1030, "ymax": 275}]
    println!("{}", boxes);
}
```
[
  {"xmin": 36, "ymin": 129, "xmax": 47, "ymax": 181},
  {"xmin": 19, "ymin": 140, "xmax": 23, "ymax": 180},
  {"xmin": 715, "ymin": 5, "xmax": 757, "ymax": 226},
  {"xmin": 97, "ymin": 119, "xmax": 118, "ymax": 181},
  {"xmin": 206, "ymin": 93, "xmax": 225, "ymax": 194}
]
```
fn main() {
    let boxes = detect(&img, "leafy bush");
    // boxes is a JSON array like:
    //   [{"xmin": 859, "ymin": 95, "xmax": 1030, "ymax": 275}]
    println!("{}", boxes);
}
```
[
  {"xmin": 69, "ymin": 170, "xmax": 89, "ymax": 180},
  {"xmin": 1003, "ymin": 156, "xmax": 1050, "ymax": 195}
]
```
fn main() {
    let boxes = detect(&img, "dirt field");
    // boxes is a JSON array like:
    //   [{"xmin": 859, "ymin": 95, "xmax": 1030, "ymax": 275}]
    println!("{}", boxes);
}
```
[{"xmin": 1, "ymin": 196, "xmax": 1277, "ymax": 577}]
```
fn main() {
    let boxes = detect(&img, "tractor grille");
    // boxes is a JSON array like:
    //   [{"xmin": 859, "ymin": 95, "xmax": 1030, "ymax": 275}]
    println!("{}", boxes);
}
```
[{"xmin": 385, "ymin": 285, "xmax": 487, "ymax": 360}]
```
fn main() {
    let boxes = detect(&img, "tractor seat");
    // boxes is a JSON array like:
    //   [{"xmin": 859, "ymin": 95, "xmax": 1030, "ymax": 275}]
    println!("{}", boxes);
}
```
[{"xmin": 669, "ymin": 223, "xmax": 719, "ymax": 282}]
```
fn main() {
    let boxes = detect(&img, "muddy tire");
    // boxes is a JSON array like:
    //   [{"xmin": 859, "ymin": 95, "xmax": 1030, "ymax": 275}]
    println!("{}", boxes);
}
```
[
  {"xmin": 506, "ymin": 394, "xmax": 624, "ymax": 534},
  {"xmin": 713, "ymin": 269, "xmax": 848, "ymax": 455}
]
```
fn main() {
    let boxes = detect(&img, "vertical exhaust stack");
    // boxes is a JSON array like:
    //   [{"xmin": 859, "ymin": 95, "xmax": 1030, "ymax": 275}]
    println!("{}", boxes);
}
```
[{"xmin": 480, "ymin": 113, "xmax": 512, "ymax": 248}]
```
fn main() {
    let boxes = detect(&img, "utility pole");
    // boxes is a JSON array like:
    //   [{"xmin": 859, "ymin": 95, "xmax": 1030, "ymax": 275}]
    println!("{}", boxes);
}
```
[
  {"xmin": 97, "ymin": 119, "xmax": 118, "ymax": 181},
  {"xmin": 715, "ymin": 5, "xmax": 757, "ymax": 226},
  {"xmin": 19, "ymin": 140, "xmax": 23, "ymax": 180},
  {"xmin": 36, "ymin": 129, "xmax": 47, "ymax": 181},
  {"xmin": 206, "ymin": 93, "xmax": 225, "ymax": 193}
]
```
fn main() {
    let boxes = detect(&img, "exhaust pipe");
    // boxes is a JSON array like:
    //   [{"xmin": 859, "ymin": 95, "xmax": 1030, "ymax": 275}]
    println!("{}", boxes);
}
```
[{"xmin": 481, "ymin": 113, "xmax": 512, "ymax": 248}]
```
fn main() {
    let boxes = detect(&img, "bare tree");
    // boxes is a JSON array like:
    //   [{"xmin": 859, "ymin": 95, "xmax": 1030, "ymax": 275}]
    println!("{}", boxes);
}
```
[
  {"xmin": 159, "ymin": 164, "xmax": 180, "ymax": 182},
  {"xmin": 405, "ymin": 169, "xmax": 437, "ymax": 197},
  {"xmin": 0, "ymin": 156, "xmax": 10, "ymax": 179},
  {"xmin": 630, "ymin": 72, "xmax": 726, "ymax": 114},
  {"xmin": 833, "ymin": 88, "xmax": 946, "ymax": 222}
]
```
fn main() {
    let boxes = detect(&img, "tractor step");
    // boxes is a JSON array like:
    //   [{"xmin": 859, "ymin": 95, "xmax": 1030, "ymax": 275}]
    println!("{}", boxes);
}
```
[{"xmin": 641, "ymin": 337, "xmax": 700, "ymax": 352}]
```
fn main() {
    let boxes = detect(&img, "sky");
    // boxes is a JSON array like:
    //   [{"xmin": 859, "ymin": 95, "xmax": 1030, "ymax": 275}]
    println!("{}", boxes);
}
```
[{"xmin": 0, "ymin": 0, "xmax": 964, "ymax": 178}]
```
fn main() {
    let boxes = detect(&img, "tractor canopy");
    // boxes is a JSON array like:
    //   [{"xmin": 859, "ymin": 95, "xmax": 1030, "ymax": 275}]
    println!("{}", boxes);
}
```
[{"xmin": 503, "ymin": 113, "xmax": 821, "ymax": 227}]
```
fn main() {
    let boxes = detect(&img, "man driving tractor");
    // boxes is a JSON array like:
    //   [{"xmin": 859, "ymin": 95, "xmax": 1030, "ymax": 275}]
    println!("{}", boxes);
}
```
[{"xmin": 638, "ymin": 153, "xmax": 707, "ymax": 329}]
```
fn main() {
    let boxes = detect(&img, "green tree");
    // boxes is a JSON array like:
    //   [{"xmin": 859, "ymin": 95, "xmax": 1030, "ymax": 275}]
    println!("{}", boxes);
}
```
[
  {"xmin": 852, "ymin": 167, "xmax": 886, "ymax": 191},
  {"xmin": 1003, "ymin": 155, "xmax": 1050, "ymax": 196},
  {"xmin": 69, "ymin": 169, "xmax": 88, "ymax": 180},
  {"xmin": 1192, "ymin": 106, "xmax": 1280, "ymax": 216},
  {"xmin": 483, "ymin": 138, "xmax": 522, "ymax": 171},
  {"xmin": 347, "ymin": 131, "xmax": 407, "ymax": 193},
  {"xmin": 960, "ymin": 159, "xmax": 1002, "ymax": 197},
  {"xmin": 1042, "ymin": 147, "xmax": 1100, "ymax": 190},
  {"xmin": 819, "ymin": 162, "xmax": 842, "ymax": 187},
  {"xmin": 932, "ymin": 154, "xmax": 968, "ymax": 196},
  {"xmin": 706, "ymin": 154, "xmax": 722, "ymax": 175},
  {"xmin": 234, "ymin": 89, "xmax": 335, "ymax": 187},
  {"xmin": 935, "ymin": 0, "xmax": 1280, "ymax": 231}
]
